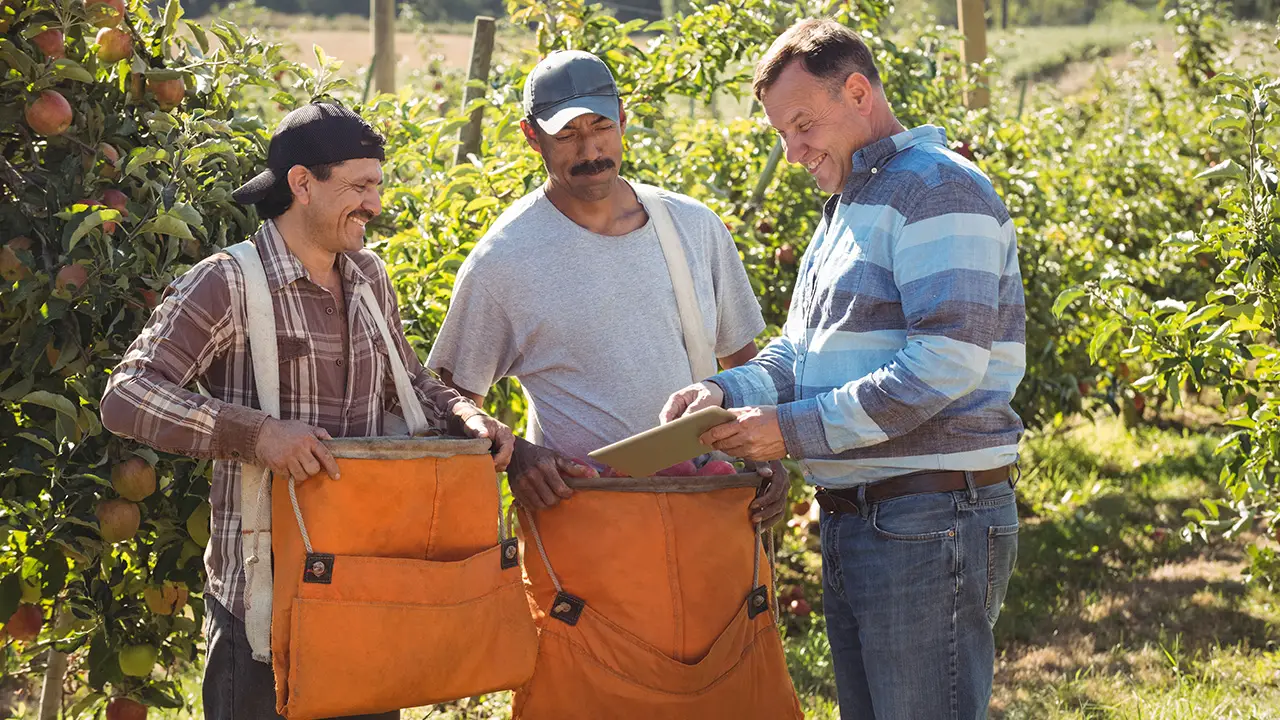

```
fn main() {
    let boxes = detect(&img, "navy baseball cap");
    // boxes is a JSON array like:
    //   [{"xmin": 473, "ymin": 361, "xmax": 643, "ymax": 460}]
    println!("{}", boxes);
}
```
[
  {"xmin": 523, "ymin": 50, "xmax": 620, "ymax": 134},
  {"xmin": 232, "ymin": 103, "xmax": 386, "ymax": 205}
]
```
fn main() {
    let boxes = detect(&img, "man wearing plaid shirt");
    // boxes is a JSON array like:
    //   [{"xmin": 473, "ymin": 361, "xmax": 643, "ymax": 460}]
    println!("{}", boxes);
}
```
[{"xmin": 101, "ymin": 103, "xmax": 514, "ymax": 720}]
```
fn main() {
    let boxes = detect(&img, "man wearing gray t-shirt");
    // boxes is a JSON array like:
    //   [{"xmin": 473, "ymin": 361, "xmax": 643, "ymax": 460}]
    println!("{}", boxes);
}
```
[{"xmin": 427, "ymin": 50, "xmax": 784, "ymax": 522}]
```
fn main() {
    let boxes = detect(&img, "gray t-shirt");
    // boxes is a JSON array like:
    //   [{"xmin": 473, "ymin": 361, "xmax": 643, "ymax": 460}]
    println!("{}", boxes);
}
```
[{"xmin": 426, "ymin": 182, "xmax": 766, "ymax": 463}]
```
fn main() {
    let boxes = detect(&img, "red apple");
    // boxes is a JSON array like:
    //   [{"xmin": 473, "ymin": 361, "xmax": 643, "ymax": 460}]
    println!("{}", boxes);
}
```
[
  {"xmin": 96, "ymin": 498, "xmax": 140, "ymax": 543},
  {"xmin": 142, "ymin": 581, "xmax": 188, "ymax": 615},
  {"xmin": 788, "ymin": 597, "xmax": 812, "ymax": 616},
  {"xmin": 952, "ymin": 141, "xmax": 974, "ymax": 160},
  {"xmin": 97, "ymin": 142, "xmax": 122, "ymax": 178},
  {"xmin": 95, "ymin": 27, "xmax": 132, "ymax": 63},
  {"xmin": 55, "ymin": 264, "xmax": 88, "ymax": 293},
  {"xmin": 697, "ymin": 460, "xmax": 736, "ymax": 476},
  {"xmin": 106, "ymin": 697, "xmax": 147, "ymax": 720},
  {"xmin": 24, "ymin": 90, "xmax": 73, "ymax": 136},
  {"xmin": 147, "ymin": 77, "xmax": 184, "ymax": 111},
  {"xmin": 111, "ymin": 457, "xmax": 155, "ymax": 501},
  {"xmin": 0, "ymin": 236, "xmax": 32, "ymax": 282},
  {"xmin": 1132, "ymin": 393, "xmax": 1146, "ymax": 413},
  {"xmin": 656, "ymin": 460, "xmax": 697, "ymax": 477},
  {"xmin": 31, "ymin": 28, "xmax": 65, "ymax": 59},
  {"xmin": 102, "ymin": 188, "xmax": 128, "ymax": 233},
  {"xmin": 4, "ymin": 603, "xmax": 43, "ymax": 641},
  {"xmin": 774, "ymin": 244, "xmax": 796, "ymax": 266},
  {"xmin": 140, "ymin": 288, "xmax": 158, "ymax": 308},
  {"xmin": 86, "ymin": 0, "xmax": 125, "ymax": 28}
]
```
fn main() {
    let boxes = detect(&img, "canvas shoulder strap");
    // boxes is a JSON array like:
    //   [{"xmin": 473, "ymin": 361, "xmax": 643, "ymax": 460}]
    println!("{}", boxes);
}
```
[
  {"xmin": 632, "ymin": 182, "xmax": 718, "ymax": 382},
  {"xmin": 225, "ymin": 240, "xmax": 278, "ymax": 663},
  {"xmin": 354, "ymin": 283, "xmax": 430, "ymax": 436}
]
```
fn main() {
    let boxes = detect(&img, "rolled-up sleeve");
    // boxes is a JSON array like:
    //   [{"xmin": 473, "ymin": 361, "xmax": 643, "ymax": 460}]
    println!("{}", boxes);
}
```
[{"xmin": 101, "ymin": 261, "xmax": 269, "ymax": 462}]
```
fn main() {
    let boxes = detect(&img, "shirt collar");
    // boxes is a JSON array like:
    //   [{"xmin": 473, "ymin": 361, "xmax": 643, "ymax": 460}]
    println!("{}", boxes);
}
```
[
  {"xmin": 846, "ymin": 124, "xmax": 948, "ymax": 185},
  {"xmin": 252, "ymin": 219, "xmax": 372, "ymax": 291}
]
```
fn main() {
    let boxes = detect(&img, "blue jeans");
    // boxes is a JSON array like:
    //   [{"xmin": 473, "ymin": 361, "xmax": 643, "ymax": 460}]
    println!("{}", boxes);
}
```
[{"xmin": 819, "ymin": 477, "xmax": 1018, "ymax": 719}]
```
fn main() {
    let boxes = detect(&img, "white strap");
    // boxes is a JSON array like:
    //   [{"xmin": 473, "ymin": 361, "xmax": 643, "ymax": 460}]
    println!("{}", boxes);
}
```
[
  {"xmin": 355, "ymin": 284, "xmax": 430, "ymax": 436},
  {"xmin": 225, "ymin": 240, "xmax": 277, "ymax": 664},
  {"xmin": 633, "ymin": 183, "xmax": 718, "ymax": 382}
]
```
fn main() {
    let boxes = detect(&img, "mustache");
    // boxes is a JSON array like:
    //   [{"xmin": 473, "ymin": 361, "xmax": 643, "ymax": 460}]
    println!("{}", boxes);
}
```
[{"xmin": 570, "ymin": 158, "xmax": 616, "ymax": 176}]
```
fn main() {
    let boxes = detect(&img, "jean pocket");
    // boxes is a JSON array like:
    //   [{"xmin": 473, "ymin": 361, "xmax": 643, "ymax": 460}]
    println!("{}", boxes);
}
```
[
  {"xmin": 870, "ymin": 493, "xmax": 956, "ymax": 541},
  {"xmin": 985, "ymin": 522, "xmax": 1019, "ymax": 627}
]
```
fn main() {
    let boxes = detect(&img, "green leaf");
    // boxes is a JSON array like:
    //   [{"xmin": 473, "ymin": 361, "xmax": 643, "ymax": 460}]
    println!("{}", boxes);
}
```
[
  {"xmin": 1052, "ymin": 288, "xmax": 1086, "ymax": 317},
  {"xmin": 1195, "ymin": 159, "xmax": 1246, "ymax": 181},
  {"xmin": 67, "ymin": 210, "xmax": 120, "ymax": 252},
  {"xmin": 48, "ymin": 59, "xmax": 95, "ymax": 83},
  {"xmin": 137, "ymin": 214, "xmax": 195, "ymax": 241},
  {"xmin": 1208, "ymin": 72, "xmax": 1252, "ymax": 92},
  {"xmin": 16, "ymin": 433, "xmax": 55, "ymax": 453},
  {"xmin": 163, "ymin": 0, "xmax": 184, "ymax": 37},
  {"xmin": 1088, "ymin": 318, "xmax": 1122, "ymax": 363},
  {"xmin": 464, "ymin": 196, "xmax": 500, "ymax": 212},
  {"xmin": 1132, "ymin": 374, "xmax": 1159, "ymax": 391},
  {"xmin": 1180, "ymin": 304, "xmax": 1223, "ymax": 330},
  {"xmin": 20, "ymin": 391, "xmax": 79, "ymax": 420}
]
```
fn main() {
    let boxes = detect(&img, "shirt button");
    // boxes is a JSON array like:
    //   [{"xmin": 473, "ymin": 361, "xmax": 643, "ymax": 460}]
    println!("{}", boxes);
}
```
[
  {"xmin": 870, "ymin": 167, "xmax": 878, "ymax": 174},
  {"xmin": 231, "ymin": 450, "xmax": 240, "ymax": 458},
  {"xmin": 336, "ymin": 359, "xmax": 344, "ymax": 367},
  {"xmin": 325, "ymin": 307, "xmax": 334, "ymax": 316}
]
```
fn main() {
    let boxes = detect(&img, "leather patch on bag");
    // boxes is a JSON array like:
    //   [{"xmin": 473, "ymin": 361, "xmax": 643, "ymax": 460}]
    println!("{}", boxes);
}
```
[
  {"xmin": 278, "ymin": 335, "xmax": 310, "ymax": 363},
  {"xmin": 747, "ymin": 585, "xmax": 770, "ymax": 618},
  {"xmin": 500, "ymin": 538, "xmax": 520, "ymax": 570},
  {"xmin": 303, "ymin": 553, "xmax": 335, "ymax": 584},
  {"xmin": 549, "ymin": 591, "xmax": 585, "ymax": 626}
]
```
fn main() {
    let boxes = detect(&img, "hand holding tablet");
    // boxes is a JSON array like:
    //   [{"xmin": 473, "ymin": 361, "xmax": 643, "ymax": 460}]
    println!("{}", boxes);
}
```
[{"xmin": 588, "ymin": 407, "xmax": 736, "ymax": 478}]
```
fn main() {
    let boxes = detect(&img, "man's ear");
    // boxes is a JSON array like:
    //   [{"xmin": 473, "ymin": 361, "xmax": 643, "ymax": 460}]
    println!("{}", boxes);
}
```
[
  {"xmin": 617, "ymin": 100, "xmax": 627, "ymax": 134},
  {"xmin": 286, "ymin": 165, "xmax": 312, "ymax": 206},
  {"xmin": 843, "ymin": 72, "xmax": 875, "ymax": 115},
  {"xmin": 520, "ymin": 119, "xmax": 542, "ymax": 153}
]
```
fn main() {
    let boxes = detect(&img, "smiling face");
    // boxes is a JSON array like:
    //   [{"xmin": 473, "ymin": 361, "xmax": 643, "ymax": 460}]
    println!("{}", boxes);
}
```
[
  {"xmin": 761, "ymin": 60, "xmax": 877, "ymax": 194},
  {"xmin": 522, "ymin": 104, "xmax": 626, "ymax": 202},
  {"xmin": 287, "ymin": 158, "xmax": 383, "ymax": 254}
]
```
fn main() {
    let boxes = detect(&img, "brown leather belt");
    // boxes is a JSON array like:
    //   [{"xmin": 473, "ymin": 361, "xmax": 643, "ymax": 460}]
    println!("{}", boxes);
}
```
[{"xmin": 814, "ymin": 466, "xmax": 1013, "ymax": 516}]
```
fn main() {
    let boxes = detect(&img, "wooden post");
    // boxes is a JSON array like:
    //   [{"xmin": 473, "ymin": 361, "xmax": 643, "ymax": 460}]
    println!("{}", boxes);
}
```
[
  {"xmin": 371, "ymin": 0, "xmax": 395, "ymax": 95},
  {"xmin": 957, "ymin": 0, "xmax": 989, "ymax": 108},
  {"xmin": 1001, "ymin": 0, "xmax": 1009, "ymax": 29},
  {"xmin": 454, "ymin": 16, "xmax": 496, "ymax": 166}
]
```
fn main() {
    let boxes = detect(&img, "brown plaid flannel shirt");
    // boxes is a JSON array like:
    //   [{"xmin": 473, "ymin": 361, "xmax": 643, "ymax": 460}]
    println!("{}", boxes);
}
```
[{"xmin": 101, "ymin": 221, "xmax": 482, "ymax": 619}]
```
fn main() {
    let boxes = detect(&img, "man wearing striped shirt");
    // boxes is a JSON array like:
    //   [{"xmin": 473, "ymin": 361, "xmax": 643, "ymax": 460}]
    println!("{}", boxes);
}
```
[{"xmin": 663, "ymin": 20, "xmax": 1024, "ymax": 719}]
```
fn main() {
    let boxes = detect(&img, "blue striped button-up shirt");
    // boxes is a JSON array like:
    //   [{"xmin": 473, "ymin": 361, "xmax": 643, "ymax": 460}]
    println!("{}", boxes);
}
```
[{"xmin": 713, "ymin": 125, "xmax": 1025, "ymax": 487}]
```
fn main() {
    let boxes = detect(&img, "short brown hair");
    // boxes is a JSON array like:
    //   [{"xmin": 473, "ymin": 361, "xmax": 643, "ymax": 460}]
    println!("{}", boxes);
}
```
[{"xmin": 752, "ymin": 19, "xmax": 881, "ymax": 101}]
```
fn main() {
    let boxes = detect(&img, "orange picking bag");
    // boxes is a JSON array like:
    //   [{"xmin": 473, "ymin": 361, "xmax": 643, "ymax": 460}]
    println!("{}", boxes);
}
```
[
  {"xmin": 514, "ymin": 473, "xmax": 803, "ymax": 720},
  {"xmin": 269, "ymin": 437, "xmax": 538, "ymax": 719},
  {"xmin": 225, "ymin": 239, "xmax": 536, "ymax": 718}
]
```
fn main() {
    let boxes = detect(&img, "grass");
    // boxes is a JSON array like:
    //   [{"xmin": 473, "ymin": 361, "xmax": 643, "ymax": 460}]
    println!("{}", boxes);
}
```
[{"xmin": 988, "ymin": 22, "xmax": 1172, "ymax": 83}]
